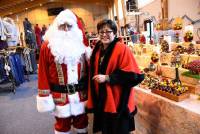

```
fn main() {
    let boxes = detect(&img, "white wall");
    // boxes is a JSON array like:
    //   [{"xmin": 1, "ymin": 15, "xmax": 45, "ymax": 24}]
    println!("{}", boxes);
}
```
[
  {"xmin": 138, "ymin": 0, "xmax": 155, "ymax": 9},
  {"xmin": 168, "ymin": 0, "xmax": 199, "ymax": 19},
  {"xmin": 139, "ymin": 0, "xmax": 200, "ymax": 41},
  {"xmin": 10, "ymin": 2, "xmax": 108, "ymax": 34},
  {"xmin": 140, "ymin": 0, "xmax": 161, "ymax": 22},
  {"xmin": 169, "ymin": 0, "xmax": 200, "ymax": 41}
]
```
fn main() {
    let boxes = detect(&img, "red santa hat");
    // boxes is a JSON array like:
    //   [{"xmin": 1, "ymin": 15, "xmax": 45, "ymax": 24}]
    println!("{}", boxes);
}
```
[
  {"xmin": 75, "ymin": 15, "xmax": 89, "ymax": 46},
  {"xmin": 44, "ymin": 9, "xmax": 89, "ymax": 46}
]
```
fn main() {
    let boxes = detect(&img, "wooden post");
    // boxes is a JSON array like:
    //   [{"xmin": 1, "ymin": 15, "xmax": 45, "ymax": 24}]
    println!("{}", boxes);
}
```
[
  {"xmin": 121, "ymin": 0, "xmax": 126, "ymax": 26},
  {"xmin": 114, "ymin": 0, "xmax": 121, "ymax": 33},
  {"xmin": 161, "ymin": 0, "xmax": 168, "ymax": 30},
  {"xmin": 107, "ymin": 0, "xmax": 114, "ymax": 20}
]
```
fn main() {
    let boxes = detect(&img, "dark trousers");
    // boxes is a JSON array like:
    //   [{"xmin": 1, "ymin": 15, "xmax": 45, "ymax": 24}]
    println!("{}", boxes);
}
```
[{"xmin": 101, "ymin": 113, "xmax": 135, "ymax": 134}]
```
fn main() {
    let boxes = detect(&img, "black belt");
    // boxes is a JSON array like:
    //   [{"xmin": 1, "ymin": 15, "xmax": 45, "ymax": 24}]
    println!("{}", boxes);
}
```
[{"xmin": 50, "ymin": 83, "xmax": 84, "ymax": 94}]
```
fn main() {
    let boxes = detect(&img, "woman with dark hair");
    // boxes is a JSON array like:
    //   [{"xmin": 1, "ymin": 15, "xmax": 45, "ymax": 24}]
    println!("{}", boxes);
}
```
[{"xmin": 87, "ymin": 19, "xmax": 144, "ymax": 134}]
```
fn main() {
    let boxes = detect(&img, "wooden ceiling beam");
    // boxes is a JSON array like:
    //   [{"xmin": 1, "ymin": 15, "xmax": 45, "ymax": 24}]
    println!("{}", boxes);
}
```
[
  {"xmin": 0, "ymin": 0, "xmax": 112, "ymax": 17},
  {"xmin": 0, "ymin": 0, "xmax": 49, "ymax": 17},
  {"xmin": 0, "ymin": 0, "xmax": 25, "ymax": 8},
  {"xmin": 0, "ymin": 1, "xmax": 22, "ymax": 10}
]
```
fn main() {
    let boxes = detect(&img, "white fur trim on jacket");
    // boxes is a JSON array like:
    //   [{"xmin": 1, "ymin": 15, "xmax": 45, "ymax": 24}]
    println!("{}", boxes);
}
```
[
  {"xmin": 68, "ymin": 92, "xmax": 86, "ymax": 116},
  {"xmin": 67, "ymin": 64, "xmax": 78, "ymax": 84},
  {"xmin": 36, "ymin": 95, "xmax": 55, "ymax": 112},
  {"xmin": 53, "ymin": 92, "xmax": 86, "ymax": 118},
  {"xmin": 74, "ymin": 127, "xmax": 88, "ymax": 133},
  {"xmin": 85, "ymin": 46, "xmax": 92, "ymax": 60},
  {"xmin": 70, "ymin": 101, "xmax": 85, "ymax": 116},
  {"xmin": 55, "ymin": 130, "xmax": 71, "ymax": 134}
]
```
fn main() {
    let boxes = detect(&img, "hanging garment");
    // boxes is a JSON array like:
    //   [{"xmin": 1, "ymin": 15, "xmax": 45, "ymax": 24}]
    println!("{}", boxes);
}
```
[
  {"xmin": 29, "ymin": 49, "xmax": 37, "ymax": 73},
  {"xmin": 34, "ymin": 25, "xmax": 42, "ymax": 47},
  {"xmin": 23, "ymin": 19, "xmax": 37, "ymax": 49},
  {"xmin": 23, "ymin": 48, "xmax": 33, "ymax": 73},
  {"xmin": 0, "ymin": 56, "xmax": 8, "ymax": 83},
  {"xmin": 0, "ymin": 18, "xmax": 7, "ymax": 41},
  {"xmin": 9, "ymin": 53, "xmax": 25, "ymax": 85},
  {"xmin": 3, "ymin": 18, "xmax": 19, "ymax": 47},
  {"xmin": 0, "ymin": 38, "xmax": 8, "ymax": 50}
]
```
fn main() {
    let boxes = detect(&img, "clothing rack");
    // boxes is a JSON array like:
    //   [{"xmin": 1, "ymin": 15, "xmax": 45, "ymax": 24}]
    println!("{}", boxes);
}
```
[
  {"xmin": 0, "ymin": 46, "xmax": 37, "ymax": 89},
  {"xmin": 9, "ymin": 47, "xmax": 31, "ymax": 81},
  {"xmin": 8, "ymin": 46, "xmax": 35, "ymax": 81},
  {"xmin": 0, "ymin": 50, "xmax": 16, "ymax": 93},
  {"xmin": 0, "ymin": 47, "xmax": 33, "ymax": 93}
]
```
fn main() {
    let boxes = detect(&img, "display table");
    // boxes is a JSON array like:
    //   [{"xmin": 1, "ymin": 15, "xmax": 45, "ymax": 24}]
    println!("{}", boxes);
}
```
[
  {"xmin": 134, "ymin": 53, "xmax": 199, "ymax": 68},
  {"xmin": 133, "ymin": 53, "xmax": 199, "ymax": 92},
  {"xmin": 134, "ymin": 87, "xmax": 200, "ymax": 134},
  {"xmin": 171, "ymin": 43, "xmax": 200, "ymax": 50},
  {"xmin": 160, "ymin": 65, "xmax": 199, "ymax": 85}
]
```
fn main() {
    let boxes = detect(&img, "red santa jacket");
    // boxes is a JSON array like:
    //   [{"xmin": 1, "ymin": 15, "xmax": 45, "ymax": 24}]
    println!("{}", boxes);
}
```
[
  {"xmin": 87, "ymin": 38, "xmax": 144, "ymax": 113},
  {"xmin": 37, "ymin": 41, "xmax": 88, "ymax": 106}
]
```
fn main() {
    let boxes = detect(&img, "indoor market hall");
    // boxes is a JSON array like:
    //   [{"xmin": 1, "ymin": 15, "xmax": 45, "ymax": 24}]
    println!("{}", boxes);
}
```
[{"xmin": 0, "ymin": 0, "xmax": 200, "ymax": 134}]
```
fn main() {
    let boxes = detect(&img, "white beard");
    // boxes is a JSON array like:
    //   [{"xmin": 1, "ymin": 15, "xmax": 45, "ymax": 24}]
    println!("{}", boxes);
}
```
[{"xmin": 48, "ymin": 28, "xmax": 85, "ymax": 65}]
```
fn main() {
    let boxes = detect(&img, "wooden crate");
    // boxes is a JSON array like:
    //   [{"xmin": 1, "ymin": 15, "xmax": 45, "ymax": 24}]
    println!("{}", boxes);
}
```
[{"xmin": 151, "ymin": 89, "xmax": 190, "ymax": 102}]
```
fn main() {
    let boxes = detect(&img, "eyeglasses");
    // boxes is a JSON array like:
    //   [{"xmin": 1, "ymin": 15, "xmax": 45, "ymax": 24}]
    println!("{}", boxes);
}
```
[
  {"xmin": 98, "ymin": 30, "xmax": 113, "ymax": 35},
  {"xmin": 66, "ymin": 24, "xmax": 72, "ymax": 29},
  {"xmin": 59, "ymin": 23, "xmax": 72, "ymax": 31}
]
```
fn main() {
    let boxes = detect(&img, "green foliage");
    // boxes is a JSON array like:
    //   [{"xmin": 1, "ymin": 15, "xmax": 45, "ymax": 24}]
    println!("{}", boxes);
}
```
[{"xmin": 182, "ymin": 71, "xmax": 200, "ymax": 79}]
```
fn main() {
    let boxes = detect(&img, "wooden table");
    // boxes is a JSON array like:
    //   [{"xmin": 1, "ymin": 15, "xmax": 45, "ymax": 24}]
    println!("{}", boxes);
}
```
[{"xmin": 134, "ymin": 87, "xmax": 200, "ymax": 134}]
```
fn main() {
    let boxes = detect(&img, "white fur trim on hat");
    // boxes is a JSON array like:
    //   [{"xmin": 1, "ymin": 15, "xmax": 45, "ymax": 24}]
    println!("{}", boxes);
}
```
[
  {"xmin": 56, "ymin": 9, "xmax": 77, "ymax": 26},
  {"xmin": 36, "ymin": 95, "xmax": 55, "ymax": 112},
  {"xmin": 74, "ymin": 127, "xmax": 88, "ymax": 133},
  {"xmin": 53, "ymin": 104, "xmax": 71, "ymax": 118},
  {"xmin": 55, "ymin": 130, "xmax": 71, "ymax": 134},
  {"xmin": 85, "ymin": 46, "xmax": 92, "ymax": 60}
]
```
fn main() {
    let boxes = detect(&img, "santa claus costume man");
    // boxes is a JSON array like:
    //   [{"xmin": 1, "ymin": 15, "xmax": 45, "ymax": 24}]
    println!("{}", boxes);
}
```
[{"xmin": 36, "ymin": 9, "xmax": 91, "ymax": 134}]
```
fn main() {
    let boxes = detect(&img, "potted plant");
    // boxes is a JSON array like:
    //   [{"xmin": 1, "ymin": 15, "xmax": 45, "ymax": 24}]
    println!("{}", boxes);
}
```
[{"xmin": 184, "ymin": 30, "xmax": 193, "ymax": 42}]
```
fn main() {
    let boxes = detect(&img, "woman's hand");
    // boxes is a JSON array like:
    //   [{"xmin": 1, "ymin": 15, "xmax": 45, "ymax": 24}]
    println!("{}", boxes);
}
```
[{"xmin": 92, "ymin": 74, "xmax": 109, "ymax": 83}]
